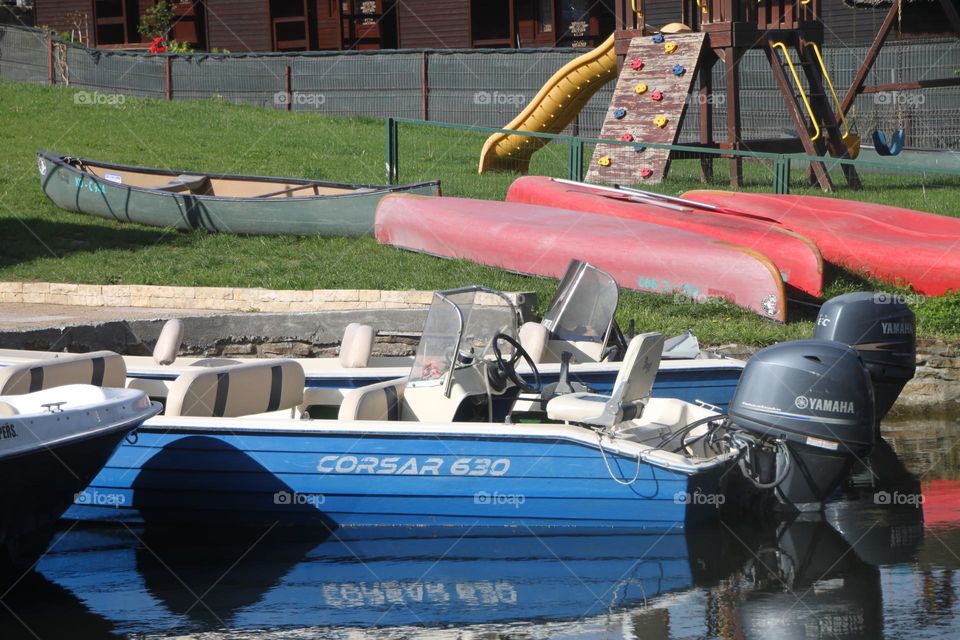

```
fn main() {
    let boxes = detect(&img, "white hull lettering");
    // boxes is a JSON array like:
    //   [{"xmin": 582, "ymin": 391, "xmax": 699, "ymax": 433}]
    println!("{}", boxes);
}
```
[{"xmin": 317, "ymin": 455, "xmax": 510, "ymax": 476}]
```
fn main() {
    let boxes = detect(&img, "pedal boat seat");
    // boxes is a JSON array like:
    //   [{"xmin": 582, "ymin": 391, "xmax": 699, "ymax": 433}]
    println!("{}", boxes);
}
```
[{"xmin": 546, "ymin": 332, "xmax": 664, "ymax": 427}]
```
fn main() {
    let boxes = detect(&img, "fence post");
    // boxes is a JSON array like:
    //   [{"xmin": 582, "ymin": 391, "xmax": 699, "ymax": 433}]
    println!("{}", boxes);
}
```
[
  {"xmin": 284, "ymin": 65, "xmax": 292, "ymax": 111},
  {"xmin": 165, "ymin": 56, "xmax": 172, "ymax": 100},
  {"xmin": 568, "ymin": 138, "xmax": 584, "ymax": 181},
  {"xmin": 385, "ymin": 118, "xmax": 399, "ymax": 184},
  {"xmin": 48, "ymin": 37, "xmax": 54, "ymax": 85},
  {"xmin": 420, "ymin": 52, "xmax": 428, "ymax": 121},
  {"xmin": 773, "ymin": 155, "xmax": 791, "ymax": 194}
]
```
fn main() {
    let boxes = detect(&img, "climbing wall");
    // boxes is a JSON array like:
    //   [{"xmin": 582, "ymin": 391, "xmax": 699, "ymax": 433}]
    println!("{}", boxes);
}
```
[{"xmin": 586, "ymin": 32, "xmax": 706, "ymax": 185}]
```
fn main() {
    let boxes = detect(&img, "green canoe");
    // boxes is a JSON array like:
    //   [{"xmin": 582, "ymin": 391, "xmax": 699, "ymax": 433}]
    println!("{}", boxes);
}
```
[{"xmin": 36, "ymin": 151, "xmax": 441, "ymax": 236}]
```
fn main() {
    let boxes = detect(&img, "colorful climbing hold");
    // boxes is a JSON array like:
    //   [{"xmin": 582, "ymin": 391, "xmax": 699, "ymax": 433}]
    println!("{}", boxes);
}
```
[
  {"xmin": 652, "ymin": 33, "xmax": 665, "ymax": 44},
  {"xmin": 598, "ymin": 156, "xmax": 612, "ymax": 167},
  {"xmin": 614, "ymin": 107, "xmax": 627, "ymax": 119},
  {"xmin": 634, "ymin": 83, "xmax": 648, "ymax": 95},
  {"xmin": 664, "ymin": 42, "xmax": 678, "ymax": 54},
  {"xmin": 651, "ymin": 90, "xmax": 663, "ymax": 102},
  {"xmin": 630, "ymin": 58, "xmax": 644, "ymax": 71},
  {"xmin": 633, "ymin": 145, "xmax": 647, "ymax": 153},
  {"xmin": 640, "ymin": 168, "xmax": 654, "ymax": 179},
  {"xmin": 672, "ymin": 64, "xmax": 686, "ymax": 76},
  {"xmin": 654, "ymin": 115, "xmax": 668, "ymax": 128},
  {"xmin": 620, "ymin": 132, "xmax": 634, "ymax": 142}
]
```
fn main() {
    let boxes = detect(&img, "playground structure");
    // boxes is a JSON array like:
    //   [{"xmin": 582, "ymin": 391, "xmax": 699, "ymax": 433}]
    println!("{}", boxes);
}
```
[
  {"xmin": 482, "ymin": 0, "xmax": 876, "ymax": 191},
  {"xmin": 839, "ymin": 0, "xmax": 960, "ymax": 158}
]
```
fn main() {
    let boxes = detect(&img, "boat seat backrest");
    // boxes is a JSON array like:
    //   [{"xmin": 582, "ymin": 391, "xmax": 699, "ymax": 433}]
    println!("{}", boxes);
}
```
[
  {"xmin": 338, "ymin": 377, "xmax": 407, "ymax": 421},
  {"xmin": 0, "ymin": 351, "xmax": 127, "ymax": 395},
  {"xmin": 0, "ymin": 401, "xmax": 18, "ymax": 416},
  {"xmin": 339, "ymin": 322, "xmax": 375, "ymax": 368},
  {"xmin": 519, "ymin": 322, "xmax": 549, "ymax": 363},
  {"xmin": 153, "ymin": 318, "xmax": 184, "ymax": 365},
  {"xmin": 546, "ymin": 332, "xmax": 664, "ymax": 427},
  {"xmin": 164, "ymin": 359, "xmax": 305, "ymax": 417}
]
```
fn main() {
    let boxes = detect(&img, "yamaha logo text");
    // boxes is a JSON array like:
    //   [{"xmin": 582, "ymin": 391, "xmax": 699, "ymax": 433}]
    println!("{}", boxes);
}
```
[{"xmin": 795, "ymin": 395, "xmax": 855, "ymax": 414}]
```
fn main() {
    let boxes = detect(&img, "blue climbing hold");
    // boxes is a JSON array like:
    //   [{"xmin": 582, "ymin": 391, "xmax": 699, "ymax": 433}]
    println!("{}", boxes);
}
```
[
  {"xmin": 672, "ymin": 64, "xmax": 686, "ymax": 76},
  {"xmin": 633, "ymin": 145, "xmax": 647, "ymax": 153},
  {"xmin": 652, "ymin": 33, "xmax": 665, "ymax": 44},
  {"xmin": 614, "ymin": 108, "xmax": 627, "ymax": 120}
]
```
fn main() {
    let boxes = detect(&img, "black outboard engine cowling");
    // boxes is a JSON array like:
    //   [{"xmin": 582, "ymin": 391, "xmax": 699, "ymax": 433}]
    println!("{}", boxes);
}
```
[
  {"xmin": 728, "ymin": 339, "xmax": 875, "ymax": 511},
  {"xmin": 814, "ymin": 292, "xmax": 916, "ymax": 424}
]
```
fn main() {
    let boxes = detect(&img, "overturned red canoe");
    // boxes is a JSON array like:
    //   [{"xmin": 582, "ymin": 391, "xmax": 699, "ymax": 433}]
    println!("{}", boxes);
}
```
[
  {"xmin": 375, "ymin": 194, "xmax": 787, "ymax": 321},
  {"xmin": 506, "ymin": 177, "xmax": 824, "ymax": 299},
  {"xmin": 683, "ymin": 190, "xmax": 960, "ymax": 296}
]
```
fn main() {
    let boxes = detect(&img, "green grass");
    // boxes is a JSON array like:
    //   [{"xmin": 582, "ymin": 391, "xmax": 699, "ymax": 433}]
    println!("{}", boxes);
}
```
[{"xmin": 1, "ymin": 79, "xmax": 958, "ymax": 344}]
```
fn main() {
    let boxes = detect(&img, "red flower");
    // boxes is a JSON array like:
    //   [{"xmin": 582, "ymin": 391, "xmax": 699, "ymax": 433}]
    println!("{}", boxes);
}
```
[{"xmin": 150, "ymin": 36, "xmax": 166, "ymax": 54}]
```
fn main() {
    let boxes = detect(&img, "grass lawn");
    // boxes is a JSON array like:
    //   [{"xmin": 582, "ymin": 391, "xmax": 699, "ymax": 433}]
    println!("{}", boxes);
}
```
[{"xmin": 1, "ymin": 80, "xmax": 957, "ymax": 344}]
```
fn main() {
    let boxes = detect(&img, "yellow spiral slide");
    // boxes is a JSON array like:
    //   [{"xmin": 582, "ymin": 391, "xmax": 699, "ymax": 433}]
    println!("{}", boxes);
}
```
[{"xmin": 478, "ymin": 34, "xmax": 618, "ymax": 174}]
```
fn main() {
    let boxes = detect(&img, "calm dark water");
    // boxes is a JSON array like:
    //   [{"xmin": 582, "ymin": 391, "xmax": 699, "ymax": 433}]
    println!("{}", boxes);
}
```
[{"xmin": 1, "ymin": 418, "xmax": 958, "ymax": 640}]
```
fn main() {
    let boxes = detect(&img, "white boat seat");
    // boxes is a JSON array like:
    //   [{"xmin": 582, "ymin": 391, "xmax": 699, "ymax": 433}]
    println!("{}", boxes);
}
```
[
  {"xmin": 339, "ymin": 322, "xmax": 375, "ymax": 368},
  {"xmin": 547, "ymin": 332, "xmax": 664, "ymax": 427},
  {"xmin": 519, "ymin": 322, "xmax": 549, "ymax": 363},
  {"xmin": 164, "ymin": 359, "xmax": 304, "ymax": 417},
  {"xmin": 0, "ymin": 401, "xmax": 18, "ymax": 416},
  {"xmin": 0, "ymin": 351, "xmax": 127, "ymax": 395},
  {"xmin": 153, "ymin": 318, "xmax": 184, "ymax": 365},
  {"xmin": 155, "ymin": 174, "xmax": 209, "ymax": 193},
  {"xmin": 338, "ymin": 377, "xmax": 407, "ymax": 421}
]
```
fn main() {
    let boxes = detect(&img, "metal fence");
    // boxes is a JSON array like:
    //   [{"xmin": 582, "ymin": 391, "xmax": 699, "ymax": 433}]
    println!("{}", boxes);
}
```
[{"xmin": 1, "ymin": 24, "xmax": 957, "ymax": 149}]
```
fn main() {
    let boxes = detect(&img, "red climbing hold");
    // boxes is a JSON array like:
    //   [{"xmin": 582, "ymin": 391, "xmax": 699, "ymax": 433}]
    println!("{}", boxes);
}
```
[
  {"xmin": 620, "ymin": 133, "xmax": 634, "ymax": 142},
  {"xmin": 651, "ymin": 90, "xmax": 663, "ymax": 102},
  {"xmin": 640, "ymin": 168, "xmax": 654, "ymax": 179},
  {"xmin": 630, "ymin": 58, "xmax": 644, "ymax": 71}
]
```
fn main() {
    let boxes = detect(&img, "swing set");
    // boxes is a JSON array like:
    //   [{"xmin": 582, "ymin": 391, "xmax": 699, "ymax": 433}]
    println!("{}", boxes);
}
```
[{"xmin": 839, "ymin": 0, "xmax": 960, "ymax": 156}]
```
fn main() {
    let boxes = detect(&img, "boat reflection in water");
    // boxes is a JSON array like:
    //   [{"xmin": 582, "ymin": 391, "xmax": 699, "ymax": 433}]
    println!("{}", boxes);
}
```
[{"xmin": 6, "ymin": 497, "xmax": 923, "ymax": 640}]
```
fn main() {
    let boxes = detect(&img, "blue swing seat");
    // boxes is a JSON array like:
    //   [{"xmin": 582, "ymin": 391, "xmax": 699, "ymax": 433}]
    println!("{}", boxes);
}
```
[{"xmin": 872, "ymin": 128, "xmax": 905, "ymax": 156}]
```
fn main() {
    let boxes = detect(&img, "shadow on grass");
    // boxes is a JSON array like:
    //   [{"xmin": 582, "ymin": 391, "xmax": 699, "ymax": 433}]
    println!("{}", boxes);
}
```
[{"xmin": 0, "ymin": 217, "xmax": 176, "ymax": 269}]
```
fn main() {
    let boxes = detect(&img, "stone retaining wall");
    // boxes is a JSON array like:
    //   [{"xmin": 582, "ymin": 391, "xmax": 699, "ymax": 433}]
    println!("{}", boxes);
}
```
[{"xmin": 0, "ymin": 282, "xmax": 533, "ymax": 314}]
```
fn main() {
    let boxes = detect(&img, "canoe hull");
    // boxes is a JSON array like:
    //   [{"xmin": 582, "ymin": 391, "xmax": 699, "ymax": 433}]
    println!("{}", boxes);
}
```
[
  {"xmin": 375, "ymin": 194, "xmax": 787, "ymax": 320},
  {"xmin": 684, "ymin": 190, "xmax": 960, "ymax": 296},
  {"xmin": 36, "ymin": 152, "xmax": 440, "ymax": 237},
  {"xmin": 506, "ymin": 176, "xmax": 824, "ymax": 298}
]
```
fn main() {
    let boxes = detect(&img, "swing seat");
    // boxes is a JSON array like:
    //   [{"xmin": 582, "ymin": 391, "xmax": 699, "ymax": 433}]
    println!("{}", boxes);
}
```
[
  {"xmin": 872, "ymin": 128, "xmax": 905, "ymax": 156},
  {"xmin": 832, "ymin": 133, "xmax": 861, "ymax": 160}
]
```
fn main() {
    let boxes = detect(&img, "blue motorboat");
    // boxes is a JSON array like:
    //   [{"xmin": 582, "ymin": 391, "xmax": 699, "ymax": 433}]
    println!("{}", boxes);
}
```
[{"xmin": 63, "ymin": 285, "xmax": 742, "ymax": 529}]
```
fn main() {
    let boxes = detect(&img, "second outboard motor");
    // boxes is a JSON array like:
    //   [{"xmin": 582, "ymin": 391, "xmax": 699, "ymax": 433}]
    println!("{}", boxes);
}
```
[
  {"xmin": 727, "ymin": 339, "xmax": 875, "ymax": 511},
  {"xmin": 814, "ymin": 292, "xmax": 916, "ymax": 424}
]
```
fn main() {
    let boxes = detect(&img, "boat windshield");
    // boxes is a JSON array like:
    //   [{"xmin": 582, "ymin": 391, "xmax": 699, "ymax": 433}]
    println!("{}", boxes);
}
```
[
  {"xmin": 542, "ymin": 260, "xmax": 618, "ymax": 345},
  {"xmin": 408, "ymin": 287, "xmax": 519, "ymax": 394}
]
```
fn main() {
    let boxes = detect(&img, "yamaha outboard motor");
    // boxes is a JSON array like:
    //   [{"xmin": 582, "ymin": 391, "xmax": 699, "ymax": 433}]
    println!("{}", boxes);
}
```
[
  {"xmin": 814, "ymin": 292, "xmax": 916, "ymax": 425},
  {"xmin": 727, "ymin": 339, "xmax": 876, "ymax": 511}
]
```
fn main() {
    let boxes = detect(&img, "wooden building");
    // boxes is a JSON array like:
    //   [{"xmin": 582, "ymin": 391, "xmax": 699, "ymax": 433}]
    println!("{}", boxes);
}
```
[{"xmin": 32, "ymin": 0, "xmax": 958, "ymax": 52}]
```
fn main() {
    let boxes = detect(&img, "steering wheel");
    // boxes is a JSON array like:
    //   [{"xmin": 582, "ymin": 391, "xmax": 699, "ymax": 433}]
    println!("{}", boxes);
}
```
[{"xmin": 491, "ymin": 333, "xmax": 541, "ymax": 393}]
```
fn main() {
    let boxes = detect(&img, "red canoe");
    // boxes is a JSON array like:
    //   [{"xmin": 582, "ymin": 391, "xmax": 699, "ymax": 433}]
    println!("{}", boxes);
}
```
[
  {"xmin": 682, "ymin": 190, "xmax": 960, "ymax": 296},
  {"xmin": 375, "ymin": 194, "xmax": 787, "ymax": 321},
  {"xmin": 506, "ymin": 176, "xmax": 824, "ymax": 299}
]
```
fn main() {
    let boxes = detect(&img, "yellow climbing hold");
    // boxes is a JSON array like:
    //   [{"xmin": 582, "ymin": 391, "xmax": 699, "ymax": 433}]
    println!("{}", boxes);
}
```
[
  {"xmin": 634, "ymin": 83, "xmax": 648, "ymax": 95},
  {"xmin": 664, "ymin": 42, "xmax": 678, "ymax": 54},
  {"xmin": 654, "ymin": 115, "xmax": 668, "ymax": 128},
  {"xmin": 598, "ymin": 156, "xmax": 611, "ymax": 167}
]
